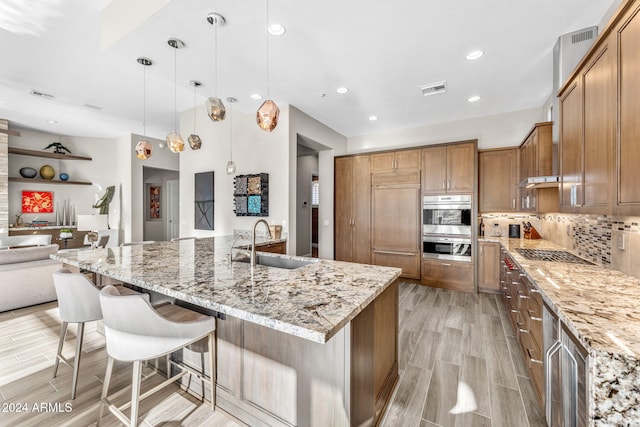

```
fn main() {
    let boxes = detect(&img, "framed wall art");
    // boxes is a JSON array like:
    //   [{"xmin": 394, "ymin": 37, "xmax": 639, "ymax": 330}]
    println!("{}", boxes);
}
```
[
  {"xmin": 195, "ymin": 171, "xmax": 214, "ymax": 230},
  {"xmin": 22, "ymin": 191, "xmax": 54, "ymax": 213},
  {"xmin": 146, "ymin": 184, "xmax": 161, "ymax": 220},
  {"xmin": 233, "ymin": 173, "xmax": 268, "ymax": 216}
]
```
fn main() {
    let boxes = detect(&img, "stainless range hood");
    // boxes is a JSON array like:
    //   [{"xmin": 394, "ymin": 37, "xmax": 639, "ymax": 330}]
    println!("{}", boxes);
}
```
[{"xmin": 518, "ymin": 175, "xmax": 559, "ymax": 189}]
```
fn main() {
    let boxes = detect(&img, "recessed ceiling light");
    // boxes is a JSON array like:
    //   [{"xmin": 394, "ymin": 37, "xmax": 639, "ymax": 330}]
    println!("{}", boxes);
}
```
[
  {"xmin": 251, "ymin": 93, "xmax": 263, "ymax": 100},
  {"xmin": 268, "ymin": 23, "xmax": 286, "ymax": 36},
  {"xmin": 369, "ymin": 115, "xmax": 378, "ymax": 121},
  {"xmin": 28, "ymin": 89, "xmax": 55, "ymax": 100},
  {"xmin": 318, "ymin": 93, "xmax": 326, "ymax": 98},
  {"xmin": 336, "ymin": 87, "xmax": 349, "ymax": 94},
  {"xmin": 468, "ymin": 95, "xmax": 481, "ymax": 103},
  {"xmin": 466, "ymin": 50, "xmax": 484, "ymax": 60},
  {"xmin": 46, "ymin": 120, "xmax": 58, "ymax": 124}
]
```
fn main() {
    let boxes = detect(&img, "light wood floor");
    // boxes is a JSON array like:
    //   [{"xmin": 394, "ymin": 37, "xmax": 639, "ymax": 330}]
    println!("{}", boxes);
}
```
[{"xmin": 0, "ymin": 284, "xmax": 546, "ymax": 427}]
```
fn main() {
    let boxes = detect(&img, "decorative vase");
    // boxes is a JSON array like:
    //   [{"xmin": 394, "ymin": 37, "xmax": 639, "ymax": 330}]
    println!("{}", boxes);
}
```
[
  {"xmin": 39, "ymin": 165, "xmax": 55, "ymax": 180},
  {"xmin": 19, "ymin": 167, "xmax": 37, "ymax": 178},
  {"xmin": 59, "ymin": 173, "xmax": 69, "ymax": 181}
]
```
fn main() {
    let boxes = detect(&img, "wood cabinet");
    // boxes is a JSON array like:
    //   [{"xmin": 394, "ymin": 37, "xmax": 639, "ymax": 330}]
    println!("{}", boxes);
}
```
[
  {"xmin": 334, "ymin": 155, "xmax": 371, "ymax": 264},
  {"xmin": 371, "ymin": 149, "xmax": 420, "ymax": 173},
  {"xmin": 421, "ymin": 142, "xmax": 475, "ymax": 194},
  {"xmin": 421, "ymin": 258, "xmax": 473, "ymax": 292},
  {"xmin": 371, "ymin": 185, "xmax": 420, "ymax": 279},
  {"xmin": 518, "ymin": 122, "xmax": 558, "ymax": 213},
  {"xmin": 256, "ymin": 241, "xmax": 286, "ymax": 254},
  {"xmin": 559, "ymin": 38, "xmax": 615, "ymax": 214},
  {"xmin": 9, "ymin": 227, "xmax": 89, "ymax": 249},
  {"xmin": 478, "ymin": 148, "xmax": 518, "ymax": 212},
  {"xmin": 478, "ymin": 241, "xmax": 500, "ymax": 292},
  {"xmin": 617, "ymin": 3, "xmax": 640, "ymax": 213}
]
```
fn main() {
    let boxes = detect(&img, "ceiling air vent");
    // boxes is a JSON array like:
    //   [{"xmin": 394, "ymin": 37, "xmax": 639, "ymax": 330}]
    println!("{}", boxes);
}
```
[
  {"xmin": 28, "ymin": 90, "xmax": 55, "ymax": 100},
  {"xmin": 84, "ymin": 104, "xmax": 103, "ymax": 110},
  {"xmin": 420, "ymin": 81, "xmax": 447, "ymax": 97},
  {"xmin": 571, "ymin": 28, "xmax": 595, "ymax": 44}
]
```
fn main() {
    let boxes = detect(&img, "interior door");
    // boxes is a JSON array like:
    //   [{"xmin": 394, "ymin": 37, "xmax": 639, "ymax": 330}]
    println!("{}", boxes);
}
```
[{"xmin": 166, "ymin": 179, "xmax": 180, "ymax": 241}]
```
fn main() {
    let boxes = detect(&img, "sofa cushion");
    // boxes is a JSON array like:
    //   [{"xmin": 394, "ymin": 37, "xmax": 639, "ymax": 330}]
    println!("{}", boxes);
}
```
[
  {"xmin": 0, "ymin": 234, "xmax": 52, "ymax": 248},
  {"xmin": 0, "ymin": 244, "xmax": 59, "ymax": 265}
]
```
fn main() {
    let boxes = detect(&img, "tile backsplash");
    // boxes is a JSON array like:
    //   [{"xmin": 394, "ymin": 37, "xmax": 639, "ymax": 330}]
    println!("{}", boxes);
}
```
[{"xmin": 481, "ymin": 212, "xmax": 640, "ymax": 279}]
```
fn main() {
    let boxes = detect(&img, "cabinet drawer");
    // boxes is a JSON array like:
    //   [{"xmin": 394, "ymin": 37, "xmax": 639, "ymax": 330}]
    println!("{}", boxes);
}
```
[
  {"xmin": 422, "ymin": 259, "xmax": 473, "ymax": 292},
  {"xmin": 256, "ymin": 241, "xmax": 286, "ymax": 254},
  {"xmin": 372, "ymin": 250, "xmax": 420, "ymax": 279},
  {"xmin": 526, "ymin": 343, "xmax": 544, "ymax": 406},
  {"xmin": 371, "ymin": 170, "xmax": 420, "ymax": 186}
]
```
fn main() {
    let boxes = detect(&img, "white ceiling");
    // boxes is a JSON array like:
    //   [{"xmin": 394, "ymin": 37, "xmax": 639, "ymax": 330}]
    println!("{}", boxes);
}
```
[{"xmin": 0, "ymin": 0, "xmax": 617, "ymax": 140}]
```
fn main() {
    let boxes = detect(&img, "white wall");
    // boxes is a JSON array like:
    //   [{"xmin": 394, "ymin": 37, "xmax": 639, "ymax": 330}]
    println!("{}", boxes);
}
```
[
  {"xmin": 296, "ymin": 154, "xmax": 318, "ymax": 256},
  {"xmin": 288, "ymin": 106, "xmax": 347, "ymax": 259},
  {"xmin": 130, "ymin": 134, "xmax": 179, "ymax": 242},
  {"xmin": 178, "ymin": 102, "xmax": 290, "ymax": 239},
  {"xmin": 7, "ymin": 129, "xmax": 130, "ymax": 244},
  {"xmin": 347, "ymin": 107, "xmax": 544, "ymax": 152}
]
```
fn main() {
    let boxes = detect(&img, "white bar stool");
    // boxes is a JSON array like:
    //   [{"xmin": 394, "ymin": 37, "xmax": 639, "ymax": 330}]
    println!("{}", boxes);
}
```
[
  {"xmin": 97, "ymin": 285, "xmax": 216, "ymax": 427},
  {"xmin": 52, "ymin": 269, "xmax": 139, "ymax": 399}
]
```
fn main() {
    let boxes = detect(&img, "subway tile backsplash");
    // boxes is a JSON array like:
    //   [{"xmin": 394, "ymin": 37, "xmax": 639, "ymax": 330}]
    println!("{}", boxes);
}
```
[{"xmin": 481, "ymin": 212, "xmax": 640, "ymax": 279}]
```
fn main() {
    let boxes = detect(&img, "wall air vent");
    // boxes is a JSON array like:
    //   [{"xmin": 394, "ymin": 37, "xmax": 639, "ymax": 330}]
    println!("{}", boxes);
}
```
[
  {"xmin": 571, "ymin": 28, "xmax": 595, "ymax": 44},
  {"xmin": 420, "ymin": 81, "xmax": 447, "ymax": 97},
  {"xmin": 28, "ymin": 90, "xmax": 55, "ymax": 100}
]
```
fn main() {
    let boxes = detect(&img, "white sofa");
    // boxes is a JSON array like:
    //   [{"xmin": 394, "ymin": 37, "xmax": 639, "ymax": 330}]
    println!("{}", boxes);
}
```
[{"xmin": 0, "ymin": 238, "xmax": 62, "ymax": 312}]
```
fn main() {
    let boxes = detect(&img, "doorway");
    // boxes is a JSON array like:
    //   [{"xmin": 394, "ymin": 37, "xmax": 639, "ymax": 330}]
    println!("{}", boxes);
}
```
[{"xmin": 142, "ymin": 166, "xmax": 179, "ymax": 241}]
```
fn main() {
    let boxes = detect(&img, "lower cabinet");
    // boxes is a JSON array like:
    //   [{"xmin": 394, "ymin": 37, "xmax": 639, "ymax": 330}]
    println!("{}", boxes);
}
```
[
  {"xmin": 256, "ymin": 241, "xmax": 286, "ymax": 254},
  {"xmin": 478, "ymin": 241, "xmax": 500, "ymax": 292},
  {"xmin": 421, "ymin": 258, "xmax": 474, "ymax": 292},
  {"xmin": 372, "ymin": 250, "xmax": 421, "ymax": 279}
]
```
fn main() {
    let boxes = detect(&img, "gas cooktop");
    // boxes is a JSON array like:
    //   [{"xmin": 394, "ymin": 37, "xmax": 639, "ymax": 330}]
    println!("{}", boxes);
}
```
[{"xmin": 515, "ymin": 248, "xmax": 594, "ymax": 265}]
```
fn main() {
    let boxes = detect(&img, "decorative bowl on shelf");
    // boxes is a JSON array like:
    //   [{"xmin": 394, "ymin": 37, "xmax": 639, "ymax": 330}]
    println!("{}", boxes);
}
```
[
  {"xmin": 39, "ymin": 165, "xmax": 55, "ymax": 180},
  {"xmin": 60, "ymin": 229, "xmax": 73, "ymax": 239},
  {"xmin": 59, "ymin": 173, "xmax": 69, "ymax": 181},
  {"xmin": 19, "ymin": 167, "xmax": 37, "ymax": 178}
]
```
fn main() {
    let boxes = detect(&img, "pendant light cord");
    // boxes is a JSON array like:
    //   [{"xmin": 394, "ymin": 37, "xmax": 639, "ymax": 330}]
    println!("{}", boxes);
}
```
[
  {"xmin": 143, "ymin": 63, "xmax": 147, "ymax": 137},
  {"xmin": 214, "ymin": 18, "xmax": 218, "ymax": 97},
  {"xmin": 266, "ymin": 0, "xmax": 270, "ymax": 100},
  {"xmin": 193, "ymin": 83, "xmax": 197, "ymax": 132},
  {"xmin": 229, "ymin": 102, "xmax": 233, "ymax": 160},
  {"xmin": 174, "ymin": 46, "xmax": 178, "ymax": 132}
]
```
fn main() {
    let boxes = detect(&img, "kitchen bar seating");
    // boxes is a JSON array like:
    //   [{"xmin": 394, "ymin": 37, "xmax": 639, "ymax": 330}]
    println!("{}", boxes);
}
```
[
  {"xmin": 97, "ymin": 285, "xmax": 216, "ymax": 427},
  {"xmin": 52, "ymin": 269, "xmax": 139, "ymax": 399}
]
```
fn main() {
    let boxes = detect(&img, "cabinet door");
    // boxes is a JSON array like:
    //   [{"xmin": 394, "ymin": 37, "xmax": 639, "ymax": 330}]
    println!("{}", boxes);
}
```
[
  {"xmin": 478, "ymin": 242, "xmax": 500, "ymax": 292},
  {"xmin": 334, "ymin": 157, "xmax": 354, "ymax": 261},
  {"xmin": 352, "ymin": 155, "xmax": 371, "ymax": 264},
  {"xmin": 559, "ymin": 79, "xmax": 583, "ymax": 210},
  {"xmin": 371, "ymin": 186, "xmax": 419, "ymax": 253},
  {"xmin": 421, "ymin": 146, "xmax": 447, "ymax": 194},
  {"xmin": 583, "ymin": 41, "xmax": 614, "ymax": 212},
  {"xmin": 447, "ymin": 143, "xmax": 475, "ymax": 193},
  {"xmin": 421, "ymin": 259, "xmax": 474, "ymax": 293},
  {"xmin": 479, "ymin": 149, "xmax": 518, "ymax": 212},
  {"xmin": 395, "ymin": 149, "xmax": 421, "ymax": 170},
  {"xmin": 370, "ymin": 152, "xmax": 395, "ymax": 173},
  {"xmin": 535, "ymin": 123, "xmax": 554, "ymax": 176},
  {"xmin": 618, "ymin": 7, "xmax": 640, "ymax": 209}
]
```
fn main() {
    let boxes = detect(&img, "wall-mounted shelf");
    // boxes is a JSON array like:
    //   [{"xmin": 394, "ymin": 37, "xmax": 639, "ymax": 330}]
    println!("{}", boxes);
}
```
[
  {"xmin": 9, "ymin": 177, "xmax": 92, "ymax": 186},
  {"xmin": 8, "ymin": 147, "xmax": 92, "ymax": 161}
]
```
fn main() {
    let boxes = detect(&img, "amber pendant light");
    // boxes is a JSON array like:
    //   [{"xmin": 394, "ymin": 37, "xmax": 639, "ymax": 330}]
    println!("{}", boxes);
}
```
[
  {"xmin": 135, "ymin": 57, "xmax": 153, "ymax": 160},
  {"xmin": 226, "ymin": 97, "xmax": 237, "ymax": 174},
  {"xmin": 188, "ymin": 80, "xmax": 203, "ymax": 150},
  {"xmin": 206, "ymin": 12, "xmax": 226, "ymax": 122},
  {"xmin": 166, "ymin": 38, "xmax": 185, "ymax": 153},
  {"xmin": 256, "ymin": 0, "xmax": 279, "ymax": 132}
]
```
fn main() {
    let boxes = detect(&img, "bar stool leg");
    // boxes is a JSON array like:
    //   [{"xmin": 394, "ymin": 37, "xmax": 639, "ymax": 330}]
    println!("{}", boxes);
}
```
[
  {"xmin": 53, "ymin": 321, "xmax": 68, "ymax": 378},
  {"xmin": 130, "ymin": 360, "xmax": 143, "ymax": 427},
  {"xmin": 70, "ymin": 322, "xmax": 85, "ymax": 399},
  {"xmin": 97, "ymin": 356, "xmax": 114, "ymax": 427},
  {"xmin": 208, "ymin": 331, "xmax": 216, "ymax": 410}
]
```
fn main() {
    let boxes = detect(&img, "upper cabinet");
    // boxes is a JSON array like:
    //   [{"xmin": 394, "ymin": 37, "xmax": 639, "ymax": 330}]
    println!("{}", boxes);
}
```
[
  {"xmin": 421, "ymin": 141, "xmax": 475, "ymax": 194},
  {"xmin": 518, "ymin": 122, "xmax": 558, "ymax": 213},
  {"xmin": 479, "ymin": 148, "xmax": 518, "ymax": 213},
  {"xmin": 371, "ymin": 149, "xmax": 420, "ymax": 173},
  {"xmin": 557, "ymin": 0, "xmax": 640, "ymax": 215}
]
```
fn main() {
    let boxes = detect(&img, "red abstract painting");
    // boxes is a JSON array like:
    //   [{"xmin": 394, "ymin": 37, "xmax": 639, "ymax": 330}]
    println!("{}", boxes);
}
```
[{"xmin": 22, "ymin": 191, "xmax": 54, "ymax": 213}]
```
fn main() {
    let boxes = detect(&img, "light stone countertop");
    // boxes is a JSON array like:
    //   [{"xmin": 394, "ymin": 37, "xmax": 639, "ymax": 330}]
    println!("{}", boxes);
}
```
[
  {"xmin": 51, "ymin": 236, "xmax": 401, "ymax": 344},
  {"xmin": 480, "ymin": 236, "xmax": 640, "ymax": 425}
]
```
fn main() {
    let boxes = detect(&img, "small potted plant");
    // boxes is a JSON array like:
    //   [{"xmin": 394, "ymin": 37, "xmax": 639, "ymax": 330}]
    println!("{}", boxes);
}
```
[{"xmin": 59, "ymin": 228, "xmax": 74, "ymax": 239}]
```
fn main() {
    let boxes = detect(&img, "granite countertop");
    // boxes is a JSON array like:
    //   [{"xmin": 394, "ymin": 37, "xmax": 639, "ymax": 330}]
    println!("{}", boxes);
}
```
[
  {"xmin": 51, "ymin": 236, "xmax": 401, "ymax": 344},
  {"xmin": 480, "ymin": 236, "xmax": 640, "ymax": 360},
  {"xmin": 11, "ymin": 225, "xmax": 76, "ymax": 231}
]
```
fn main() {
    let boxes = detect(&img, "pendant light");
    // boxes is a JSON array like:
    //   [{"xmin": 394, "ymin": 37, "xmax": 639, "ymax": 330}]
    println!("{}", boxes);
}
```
[
  {"xmin": 166, "ymin": 38, "xmax": 185, "ymax": 153},
  {"xmin": 135, "ymin": 57, "xmax": 153, "ymax": 160},
  {"xmin": 206, "ymin": 12, "xmax": 226, "ymax": 122},
  {"xmin": 188, "ymin": 80, "xmax": 203, "ymax": 150},
  {"xmin": 226, "ymin": 97, "xmax": 237, "ymax": 174},
  {"xmin": 256, "ymin": 0, "xmax": 279, "ymax": 132}
]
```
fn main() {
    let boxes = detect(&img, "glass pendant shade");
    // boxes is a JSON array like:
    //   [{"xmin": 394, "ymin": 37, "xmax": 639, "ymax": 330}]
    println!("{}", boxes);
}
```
[
  {"xmin": 135, "ymin": 140, "xmax": 152, "ymax": 160},
  {"xmin": 226, "ymin": 160, "xmax": 236, "ymax": 175},
  {"xmin": 167, "ymin": 132, "xmax": 185, "ymax": 153},
  {"xmin": 256, "ymin": 100, "xmax": 280, "ymax": 132},
  {"xmin": 188, "ymin": 134, "xmax": 202, "ymax": 150},
  {"xmin": 206, "ymin": 97, "xmax": 226, "ymax": 122}
]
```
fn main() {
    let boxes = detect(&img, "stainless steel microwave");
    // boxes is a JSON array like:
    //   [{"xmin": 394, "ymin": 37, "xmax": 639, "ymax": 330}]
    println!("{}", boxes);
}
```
[
  {"xmin": 423, "ymin": 195, "xmax": 472, "ymax": 236},
  {"xmin": 423, "ymin": 236, "xmax": 472, "ymax": 262}
]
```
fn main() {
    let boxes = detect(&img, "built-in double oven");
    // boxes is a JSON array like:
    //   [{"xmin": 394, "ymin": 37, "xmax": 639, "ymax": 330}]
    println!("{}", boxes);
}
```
[{"xmin": 422, "ymin": 195, "xmax": 472, "ymax": 262}]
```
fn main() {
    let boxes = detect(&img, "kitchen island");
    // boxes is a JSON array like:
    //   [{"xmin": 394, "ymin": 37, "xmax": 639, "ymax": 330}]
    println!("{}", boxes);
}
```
[{"xmin": 51, "ymin": 236, "xmax": 402, "ymax": 427}]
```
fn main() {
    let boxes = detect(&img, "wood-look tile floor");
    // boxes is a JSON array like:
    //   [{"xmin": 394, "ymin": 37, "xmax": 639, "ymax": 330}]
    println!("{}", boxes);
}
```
[
  {"xmin": 0, "ymin": 283, "xmax": 546, "ymax": 427},
  {"xmin": 381, "ymin": 283, "xmax": 547, "ymax": 427}
]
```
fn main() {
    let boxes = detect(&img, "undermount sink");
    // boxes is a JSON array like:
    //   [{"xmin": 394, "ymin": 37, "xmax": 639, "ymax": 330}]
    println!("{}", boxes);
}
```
[{"xmin": 236, "ymin": 253, "xmax": 313, "ymax": 270}]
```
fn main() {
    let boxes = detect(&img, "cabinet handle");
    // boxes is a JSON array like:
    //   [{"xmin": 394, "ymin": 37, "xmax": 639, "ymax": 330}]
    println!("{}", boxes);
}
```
[
  {"xmin": 526, "ymin": 348, "xmax": 543, "ymax": 364},
  {"xmin": 442, "ymin": 179, "xmax": 445, "ymax": 190},
  {"xmin": 447, "ymin": 180, "xmax": 450, "ymax": 190},
  {"xmin": 441, "ymin": 263, "xmax": 451, "ymax": 266},
  {"xmin": 373, "ymin": 250, "xmax": 415, "ymax": 256},
  {"xmin": 518, "ymin": 291, "xmax": 530, "ymax": 299},
  {"xmin": 527, "ymin": 309, "xmax": 543, "ymax": 322},
  {"xmin": 512, "ymin": 198, "xmax": 516, "ymax": 209},
  {"xmin": 529, "ymin": 288, "xmax": 541, "ymax": 294}
]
